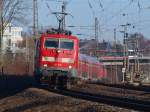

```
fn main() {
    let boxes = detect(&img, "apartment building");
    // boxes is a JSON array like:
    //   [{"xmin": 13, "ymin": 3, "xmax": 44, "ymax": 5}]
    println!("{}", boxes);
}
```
[{"xmin": 2, "ymin": 24, "xmax": 23, "ymax": 53}]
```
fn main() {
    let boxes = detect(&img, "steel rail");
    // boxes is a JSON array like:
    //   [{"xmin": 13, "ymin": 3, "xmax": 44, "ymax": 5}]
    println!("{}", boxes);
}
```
[{"xmin": 88, "ymin": 82, "xmax": 150, "ymax": 92}]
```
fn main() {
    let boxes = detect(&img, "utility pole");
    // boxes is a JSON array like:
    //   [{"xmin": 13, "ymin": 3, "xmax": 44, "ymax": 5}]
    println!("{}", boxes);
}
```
[
  {"xmin": 0, "ymin": 0, "xmax": 3, "ymax": 72},
  {"xmin": 95, "ymin": 17, "xmax": 99, "ymax": 56},
  {"xmin": 26, "ymin": 35, "xmax": 29, "ymax": 74},
  {"xmin": 134, "ymin": 34, "xmax": 140, "ymax": 82},
  {"xmin": 120, "ymin": 23, "xmax": 131, "ymax": 83},
  {"xmin": 33, "ymin": 0, "xmax": 38, "ymax": 74},
  {"xmin": 0, "ymin": 0, "xmax": 2, "ymax": 52},
  {"xmin": 114, "ymin": 28, "xmax": 116, "ymax": 45},
  {"xmin": 114, "ymin": 28, "xmax": 118, "ymax": 83},
  {"xmin": 33, "ymin": 0, "xmax": 38, "ymax": 39}
]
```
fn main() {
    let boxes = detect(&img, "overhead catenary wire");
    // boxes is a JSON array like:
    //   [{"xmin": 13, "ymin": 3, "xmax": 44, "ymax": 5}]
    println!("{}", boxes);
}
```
[
  {"xmin": 41, "ymin": 0, "xmax": 150, "ymax": 41},
  {"xmin": 99, "ymin": 0, "xmax": 142, "ymax": 27},
  {"xmin": 101, "ymin": 1, "xmax": 134, "ymax": 27},
  {"xmin": 88, "ymin": 0, "xmax": 95, "ymax": 18},
  {"xmin": 100, "ymin": 0, "xmax": 150, "ymax": 40}
]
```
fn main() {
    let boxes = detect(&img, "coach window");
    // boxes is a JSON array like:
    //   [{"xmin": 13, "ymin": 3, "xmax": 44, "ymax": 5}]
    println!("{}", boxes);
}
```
[
  {"xmin": 60, "ymin": 39, "xmax": 74, "ymax": 50},
  {"xmin": 45, "ymin": 38, "xmax": 59, "ymax": 48}
]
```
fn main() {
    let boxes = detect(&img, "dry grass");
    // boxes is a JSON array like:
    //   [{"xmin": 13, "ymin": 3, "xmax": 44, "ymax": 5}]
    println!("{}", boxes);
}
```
[{"xmin": 0, "ymin": 52, "xmax": 34, "ymax": 76}]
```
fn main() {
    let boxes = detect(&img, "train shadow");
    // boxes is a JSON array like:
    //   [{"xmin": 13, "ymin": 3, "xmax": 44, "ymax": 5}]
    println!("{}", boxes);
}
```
[{"xmin": 0, "ymin": 74, "xmax": 36, "ymax": 99}]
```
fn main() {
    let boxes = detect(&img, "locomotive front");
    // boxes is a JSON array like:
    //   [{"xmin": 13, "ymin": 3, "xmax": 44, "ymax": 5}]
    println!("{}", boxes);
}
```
[{"xmin": 34, "ymin": 33, "xmax": 79, "ymax": 88}]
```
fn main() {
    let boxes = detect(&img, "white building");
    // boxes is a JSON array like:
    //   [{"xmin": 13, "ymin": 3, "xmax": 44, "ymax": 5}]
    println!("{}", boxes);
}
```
[{"xmin": 2, "ymin": 24, "xmax": 23, "ymax": 53}]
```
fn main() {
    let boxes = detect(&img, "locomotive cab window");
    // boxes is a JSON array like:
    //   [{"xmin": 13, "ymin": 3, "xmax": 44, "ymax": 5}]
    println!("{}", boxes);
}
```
[
  {"xmin": 45, "ymin": 38, "xmax": 59, "ymax": 48},
  {"xmin": 60, "ymin": 39, "xmax": 74, "ymax": 50}
]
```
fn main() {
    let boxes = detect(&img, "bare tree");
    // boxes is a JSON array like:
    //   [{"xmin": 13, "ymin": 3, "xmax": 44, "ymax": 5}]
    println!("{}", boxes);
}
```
[{"xmin": 0, "ymin": 0, "xmax": 28, "ymax": 51}]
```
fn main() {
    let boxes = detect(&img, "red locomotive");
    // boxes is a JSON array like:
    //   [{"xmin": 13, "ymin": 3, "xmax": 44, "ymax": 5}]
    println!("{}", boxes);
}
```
[{"xmin": 34, "ymin": 29, "xmax": 107, "ymax": 88}]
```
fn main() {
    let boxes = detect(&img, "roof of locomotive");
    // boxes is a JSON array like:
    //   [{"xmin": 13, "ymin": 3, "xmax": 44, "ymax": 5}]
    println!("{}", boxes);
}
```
[{"xmin": 41, "ymin": 33, "xmax": 78, "ymax": 40}]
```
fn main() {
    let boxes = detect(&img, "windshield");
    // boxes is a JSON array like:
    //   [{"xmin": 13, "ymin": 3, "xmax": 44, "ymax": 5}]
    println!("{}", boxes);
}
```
[
  {"xmin": 45, "ymin": 38, "xmax": 59, "ymax": 48},
  {"xmin": 44, "ymin": 38, "xmax": 74, "ymax": 50},
  {"xmin": 60, "ymin": 39, "xmax": 74, "ymax": 50}
]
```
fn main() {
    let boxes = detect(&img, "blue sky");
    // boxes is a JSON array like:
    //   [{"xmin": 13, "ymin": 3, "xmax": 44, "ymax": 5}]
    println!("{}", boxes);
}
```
[{"xmin": 36, "ymin": 0, "xmax": 150, "ymax": 42}]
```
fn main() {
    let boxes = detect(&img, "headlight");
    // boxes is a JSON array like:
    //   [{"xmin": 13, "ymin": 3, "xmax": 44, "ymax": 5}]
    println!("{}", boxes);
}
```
[
  {"xmin": 42, "ymin": 57, "xmax": 55, "ymax": 62},
  {"xmin": 69, "ymin": 65, "xmax": 72, "ymax": 69},
  {"xmin": 62, "ymin": 58, "xmax": 74, "ymax": 63},
  {"xmin": 44, "ymin": 64, "xmax": 48, "ymax": 67}
]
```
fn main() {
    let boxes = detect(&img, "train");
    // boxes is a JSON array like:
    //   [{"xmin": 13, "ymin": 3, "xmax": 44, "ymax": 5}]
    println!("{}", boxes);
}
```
[{"xmin": 34, "ymin": 29, "xmax": 107, "ymax": 88}]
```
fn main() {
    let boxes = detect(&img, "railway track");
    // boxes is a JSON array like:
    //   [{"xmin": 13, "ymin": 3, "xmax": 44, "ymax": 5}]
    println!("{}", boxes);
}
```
[
  {"xmin": 89, "ymin": 82, "xmax": 150, "ymax": 92},
  {"xmin": 44, "ymin": 87, "xmax": 150, "ymax": 112},
  {"xmin": 74, "ymin": 83, "xmax": 150, "ymax": 101}
]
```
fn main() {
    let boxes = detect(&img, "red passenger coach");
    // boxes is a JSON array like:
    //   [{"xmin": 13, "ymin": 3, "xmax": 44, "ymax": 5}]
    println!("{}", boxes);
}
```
[
  {"xmin": 34, "ymin": 30, "xmax": 107, "ymax": 88},
  {"xmin": 78, "ymin": 54, "xmax": 107, "ymax": 81}
]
